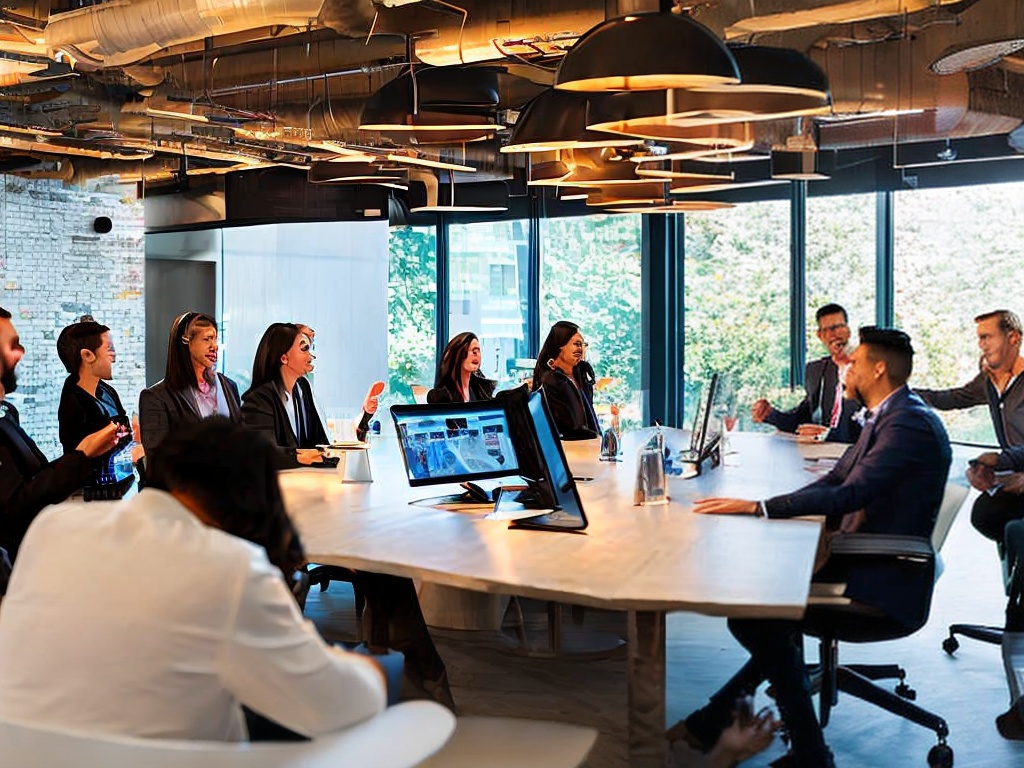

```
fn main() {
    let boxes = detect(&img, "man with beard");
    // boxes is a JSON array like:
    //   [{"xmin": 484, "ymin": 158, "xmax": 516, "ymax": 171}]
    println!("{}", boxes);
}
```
[
  {"xmin": 752, "ymin": 303, "xmax": 861, "ymax": 443},
  {"xmin": 0, "ymin": 307, "xmax": 119, "ymax": 563},
  {"xmin": 668, "ymin": 327, "xmax": 951, "ymax": 768}
]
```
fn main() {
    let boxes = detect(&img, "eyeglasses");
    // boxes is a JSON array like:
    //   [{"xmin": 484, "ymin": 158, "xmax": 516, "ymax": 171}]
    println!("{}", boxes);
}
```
[
  {"xmin": 819, "ymin": 323, "xmax": 848, "ymax": 334},
  {"xmin": 571, "ymin": 340, "xmax": 589, "ymax": 350}
]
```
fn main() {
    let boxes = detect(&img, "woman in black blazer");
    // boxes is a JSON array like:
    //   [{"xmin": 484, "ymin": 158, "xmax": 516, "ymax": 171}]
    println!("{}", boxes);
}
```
[
  {"xmin": 427, "ymin": 331, "xmax": 496, "ymax": 404},
  {"xmin": 532, "ymin": 321, "xmax": 601, "ymax": 440},
  {"xmin": 138, "ymin": 312, "xmax": 242, "ymax": 455},
  {"xmin": 241, "ymin": 323, "xmax": 330, "ymax": 469}
]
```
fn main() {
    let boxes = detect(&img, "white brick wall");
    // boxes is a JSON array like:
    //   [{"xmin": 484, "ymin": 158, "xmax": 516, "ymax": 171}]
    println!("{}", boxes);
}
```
[{"xmin": 0, "ymin": 177, "xmax": 145, "ymax": 460}]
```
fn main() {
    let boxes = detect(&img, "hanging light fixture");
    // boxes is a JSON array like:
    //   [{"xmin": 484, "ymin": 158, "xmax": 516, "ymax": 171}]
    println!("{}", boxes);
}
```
[
  {"xmin": 359, "ymin": 66, "xmax": 503, "ymax": 145},
  {"xmin": 606, "ymin": 200, "xmax": 736, "ymax": 214},
  {"xmin": 554, "ymin": 13, "xmax": 739, "ymax": 92},
  {"xmin": 587, "ymin": 91, "xmax": 755, "ymax": 147},
  {"xmin": 584, "ymin": 183, "xmax": 671, "ymax": 207},
  {"xmin": 501, "ymin": 89, "xmax": 643, "ymax": 153},
  {"xmin": 409, "ymin": 174, "xmax": 510, "ymax": 212}
]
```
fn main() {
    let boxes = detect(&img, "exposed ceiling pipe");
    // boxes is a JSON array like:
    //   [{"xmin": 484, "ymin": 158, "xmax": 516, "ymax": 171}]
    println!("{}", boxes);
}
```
[{"xmin": 44, "ymin": 0, "xmax": 330, "ymax": 69}]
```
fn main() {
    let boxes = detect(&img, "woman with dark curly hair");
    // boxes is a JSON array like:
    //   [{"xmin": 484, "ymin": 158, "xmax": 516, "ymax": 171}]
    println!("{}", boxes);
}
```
[
  {"xmin": 532, "ymin": 321, "xmax": 600, "ymax": 440},
  {"xmin": 427, "ymin": 331, "xmax": 496, "ymax": 404}
]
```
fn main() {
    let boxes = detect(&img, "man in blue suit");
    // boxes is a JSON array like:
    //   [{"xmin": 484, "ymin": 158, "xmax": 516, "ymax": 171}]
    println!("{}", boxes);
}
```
[{"xmin": 668, "ymin": 327, "xmax": 952, "ymax": 768}]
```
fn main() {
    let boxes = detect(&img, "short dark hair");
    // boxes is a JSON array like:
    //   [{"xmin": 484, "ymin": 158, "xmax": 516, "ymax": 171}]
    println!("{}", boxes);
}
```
[
  {"xmin": 164, "ymin": 312, "xmax": 218, "ymax": 392},
  {"xmin": 859, "ymin": 326, "xmax": 914, "ymax": 385},
  {"xmin": 0, "ymin": 306, "xmax": 10, "ymax": 320},
  {"xmin": 250, "ymin": 323, "xmax": 301, "ymax": 391},
  {"xmin": 56, "ymin": 320, "xmax": 110, "ymax": 376},
  {"xmin": 146, "ymin": 417, "xmax": 305, "ymax": 580},
  {"xmin": 816, "ymin": 303, "xmax": 848, "ymax": 324},
  {"xmin": 974, "ymin": 309, "xmax": 1023, "ymax": 337}
]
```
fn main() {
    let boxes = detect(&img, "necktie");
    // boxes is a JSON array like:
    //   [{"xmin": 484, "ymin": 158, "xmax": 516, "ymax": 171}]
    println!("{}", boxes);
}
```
[{"xmin": 293, "ymin": 389, "xmax": 307, "ymax": 446}]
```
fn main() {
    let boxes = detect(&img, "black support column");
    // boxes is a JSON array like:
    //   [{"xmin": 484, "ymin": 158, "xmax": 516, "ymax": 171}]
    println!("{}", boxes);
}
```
[
  {"xmin": 435, "ymin": 217, "xmax": 449, "ymax": 362},
  {"xmin": 790, "ymin": 181, "xmax": 807, "ymax": 387},
  {"xmin": 876, "ymin": 190, "xmax": 895, "ymax": 328},
  {"xmin": 642, "ymin": 213, "xmax": 684, "ymax": 427}
]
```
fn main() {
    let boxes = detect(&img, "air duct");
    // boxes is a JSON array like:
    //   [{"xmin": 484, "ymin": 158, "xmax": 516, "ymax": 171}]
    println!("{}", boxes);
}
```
[{"xmin": 44, "ymin": 0, "xmax": 330, "ymax": 69}]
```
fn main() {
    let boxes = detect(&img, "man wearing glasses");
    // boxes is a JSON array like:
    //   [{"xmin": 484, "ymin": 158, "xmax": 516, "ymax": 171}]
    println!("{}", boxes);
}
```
[{"xmin": 752, "ymin": 303, "xmax": 862, "ymax": 443}]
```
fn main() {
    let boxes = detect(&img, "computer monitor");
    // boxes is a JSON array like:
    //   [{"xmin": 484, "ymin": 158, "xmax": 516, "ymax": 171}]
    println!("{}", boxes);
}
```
[
  {"xmin": 685, "ymin": 373, "xmax": 721, "ymax": 463},
  {"xmin": 390, "ymin": 401, "xmax": 519, "ymax": 487},
  {"xmin": 494, "ymin": 385, "xmax": 587, "ymax": 531}
]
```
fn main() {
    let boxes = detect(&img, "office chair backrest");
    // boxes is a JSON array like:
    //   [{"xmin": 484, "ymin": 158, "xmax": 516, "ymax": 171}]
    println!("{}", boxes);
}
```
[{"xmin": 931, "ymin": 483, "xmax": 970, "ymax": 554}]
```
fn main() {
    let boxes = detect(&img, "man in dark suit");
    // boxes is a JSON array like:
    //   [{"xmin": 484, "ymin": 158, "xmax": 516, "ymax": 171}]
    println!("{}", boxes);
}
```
[
  {"xmin": 752, "ymin": 303, "xmax": 862, "ymax": 443},
  {"xmin": 0, "ymin": 307, "xmax": 119, "ymax": 562},
  {"xmin": 669, "ymin": 327, "xmax": 952, "ymax": 768}
]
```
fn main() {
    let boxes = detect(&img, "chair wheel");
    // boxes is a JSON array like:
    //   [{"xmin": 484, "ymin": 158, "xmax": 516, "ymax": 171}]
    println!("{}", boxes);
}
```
[
  {"xmin": 927, "ymin": 742, "xmax": 954, "ymax": 767},
  {"xmin": 895, "ymin": 682, "xmax": 916, "ymax": 701},
  {"xmin": 942, "ymin": 636, "xmax": 959, "ymax": 655}
]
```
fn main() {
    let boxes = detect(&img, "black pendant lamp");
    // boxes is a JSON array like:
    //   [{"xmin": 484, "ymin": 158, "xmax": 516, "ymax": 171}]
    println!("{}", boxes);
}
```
[
  {"xmin": 554, "ymin": 13, "xmax": 739, "ymax": 92},
  {"xmin": 501, "ymin": 89, "xmax": 643, "ymax": 153},
  {"xmin": 359, "ymin": 66, "xmax": 502, "ymax": 144}
]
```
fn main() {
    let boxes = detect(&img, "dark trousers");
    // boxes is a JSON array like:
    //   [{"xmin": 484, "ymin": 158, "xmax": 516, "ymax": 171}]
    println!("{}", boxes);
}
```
[
  {"xmin": 684, "ymin": 618, "xmax": 831, "ymax": 768},
  {"xmin": 359, "ymin": 572, "xmax": 447, "ymax": 686},
  {"xmin": 972, "ymin": 490, "xmax": 1024, "ymax": 544}
]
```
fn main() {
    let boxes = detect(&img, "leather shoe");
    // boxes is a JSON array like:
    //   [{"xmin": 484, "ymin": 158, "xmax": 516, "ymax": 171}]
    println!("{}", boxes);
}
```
[
  {"xmin": 996, "ymin": 698, "xmax": 1024, "ymax": 740},
  {"xmin": 768, "ymin": 749, "xmax": 837, "ymax": 768}
]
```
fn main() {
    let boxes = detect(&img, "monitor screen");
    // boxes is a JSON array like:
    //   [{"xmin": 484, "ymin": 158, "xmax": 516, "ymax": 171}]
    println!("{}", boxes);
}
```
[
  {"xmin": 390, "ymin": 402, "xmax": 520, "ymax": 487},
  {"xmin": 495, "ymin": 385, "xmax": 587, "ymax": 531},
  {"xmin": 689, "ymin": 373, "xmax": 720, "ymax": 458}
]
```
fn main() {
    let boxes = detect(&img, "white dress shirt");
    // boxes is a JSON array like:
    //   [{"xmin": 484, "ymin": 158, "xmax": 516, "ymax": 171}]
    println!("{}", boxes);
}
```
[{"xmin": 0, "ymin": 489, "xmax": 385, "ymax": 740}]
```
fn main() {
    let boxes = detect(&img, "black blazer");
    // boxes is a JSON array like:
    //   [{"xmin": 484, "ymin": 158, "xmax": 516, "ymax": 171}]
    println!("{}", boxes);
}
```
[
  {"xmin": 765, "ymin": 387, "xmax": 952, "ymax": 623},
  {"xmin": 241, "ymin": 380, "xmax": 333, "ymax": 470},
  {"xmin": 138, "ymin": 373, "xmax": 241, "ymax": 455},
  {"xmin": 294, "ymin": 376, "xmax": 330, "ymax": 447},
  {"xmin": 57, "ymin": 376, "xmax": 127, "ymax": 454},
  {"xmin": 764, "ymin": 356, "xmax": 862, "ymax": 443},
  {"xmin": 0, "ymin": 401, "xmax": 93, "ymax": 560},
  {"xmin": 426, "ymin": 374, "xmax": 496, "ymax": 404},
  {"xmin": 533, "ymin": 366, "xmax": 600, "ymax": 440}
]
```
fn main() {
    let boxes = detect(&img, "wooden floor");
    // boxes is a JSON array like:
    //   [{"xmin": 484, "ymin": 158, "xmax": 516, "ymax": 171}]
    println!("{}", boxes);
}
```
[{"xmin": 305, "ymin": 496, "xmax": 1024, "ymax": 768}]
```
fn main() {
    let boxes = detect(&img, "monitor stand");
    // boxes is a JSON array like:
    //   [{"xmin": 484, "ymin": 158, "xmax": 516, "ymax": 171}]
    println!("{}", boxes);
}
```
[{"xmin": 409, "ymin": 491, "xmax": 491, "ymax": 509}]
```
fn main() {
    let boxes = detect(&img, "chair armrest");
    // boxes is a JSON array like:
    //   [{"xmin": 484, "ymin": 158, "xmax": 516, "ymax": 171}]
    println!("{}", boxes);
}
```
[{"xmin": 828, "ymin": 534, "xmax": 933, "ymax": 563}]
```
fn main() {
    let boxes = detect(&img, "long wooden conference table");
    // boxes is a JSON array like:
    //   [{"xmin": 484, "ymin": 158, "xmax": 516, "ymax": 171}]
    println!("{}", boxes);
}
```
[{"xmin": 279, "ymin": 430, "xmax": 825, "ymax": 767}]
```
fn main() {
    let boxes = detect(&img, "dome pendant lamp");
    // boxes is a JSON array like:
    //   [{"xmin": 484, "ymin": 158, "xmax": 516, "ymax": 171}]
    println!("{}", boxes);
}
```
[{"xmin": 554, "ymin": 13, "xmax": 740, "ymax": 92}]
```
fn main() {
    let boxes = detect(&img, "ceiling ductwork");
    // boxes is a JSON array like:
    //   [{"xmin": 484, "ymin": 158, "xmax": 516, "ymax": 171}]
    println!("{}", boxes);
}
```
[
  {"xmin": 43, "ymin": 0, "xmax": 332, "ymax": 69},
  {"xmin": 0, "ymin": 0, "xmax": 1018, "ymax": 187}
]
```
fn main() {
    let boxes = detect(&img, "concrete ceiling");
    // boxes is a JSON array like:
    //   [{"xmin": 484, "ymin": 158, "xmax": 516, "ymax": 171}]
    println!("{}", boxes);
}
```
[{"xmin": 0, "ymin": 0, "xmax": 1020, "ymax": 189}]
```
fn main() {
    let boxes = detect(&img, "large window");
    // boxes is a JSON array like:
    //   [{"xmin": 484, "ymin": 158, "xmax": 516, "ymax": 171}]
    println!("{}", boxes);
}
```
[
  {"xmin": 895, "ymin": 181, "xmax": 1024, "ymax": 444},
  {"xmin": 684, "ymin": 201, "xmax": 792, "ymax": 430},
  {"xmin": 387, "ymin": 225, "xmax": 437, "ymax": 406},
  {"xmin": 806, "ymin": 193, "xmax": 876, "ymax": 346},
  {"xmin": 540, "ymin": 214, "xmax": 643, "ymax": 428},
  {"xmin": 447, "ymin": 220, "xmax": 530, "ymax": 389}
]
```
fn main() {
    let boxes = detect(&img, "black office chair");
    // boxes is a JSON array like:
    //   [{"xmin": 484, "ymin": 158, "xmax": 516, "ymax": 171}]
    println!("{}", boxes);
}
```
[
  {"xmin": 801, "ymin": 484, "xmax": 967, "ymax": 768},
  {"xmin": 305, "ymin": 564, "xmax": 365, "ymax": 617},
  {"xmin": 942, "ymin": 520, "xmax": 1024, "ymax": 655}
]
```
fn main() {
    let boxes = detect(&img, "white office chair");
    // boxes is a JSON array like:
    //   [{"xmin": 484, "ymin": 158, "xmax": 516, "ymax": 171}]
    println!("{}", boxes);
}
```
[
  {"xmin": 0, "ymin": 705, "xmax": 598, "ymax": 768},
  {"xmin": 0, "ymin": 701, "xmax": 454, "ymax": 768}
]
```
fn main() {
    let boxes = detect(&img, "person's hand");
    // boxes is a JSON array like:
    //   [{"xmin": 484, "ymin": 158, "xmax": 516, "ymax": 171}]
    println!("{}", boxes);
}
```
[
  {"xmin": 295, "ymin": 449, "xmax": 325, "ymax": 466},
  {"xmin": 1001, "ymin": 472, "xmax": 1024, "ymax": 495},
  {"xmin": 362, "ymin": 381, "xmax": 385, "ymax": 416},
  {"xmin": 751, "ymin": 399, "xmax": 773, "ymax": 423},
  {"xmin": 75, "ymin": 422, "xmax": 120, "ymax": 458},
  {"xmin": 693, "ymin": 497, "xmax": 759, "ymax": 515},
  {"xmin": 967, "ymin": 463, "xmax": 996, "ymax": 492},
  {"xmin": 708, "ymin": 708, "xmax": 780, "ymax": 768}
]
